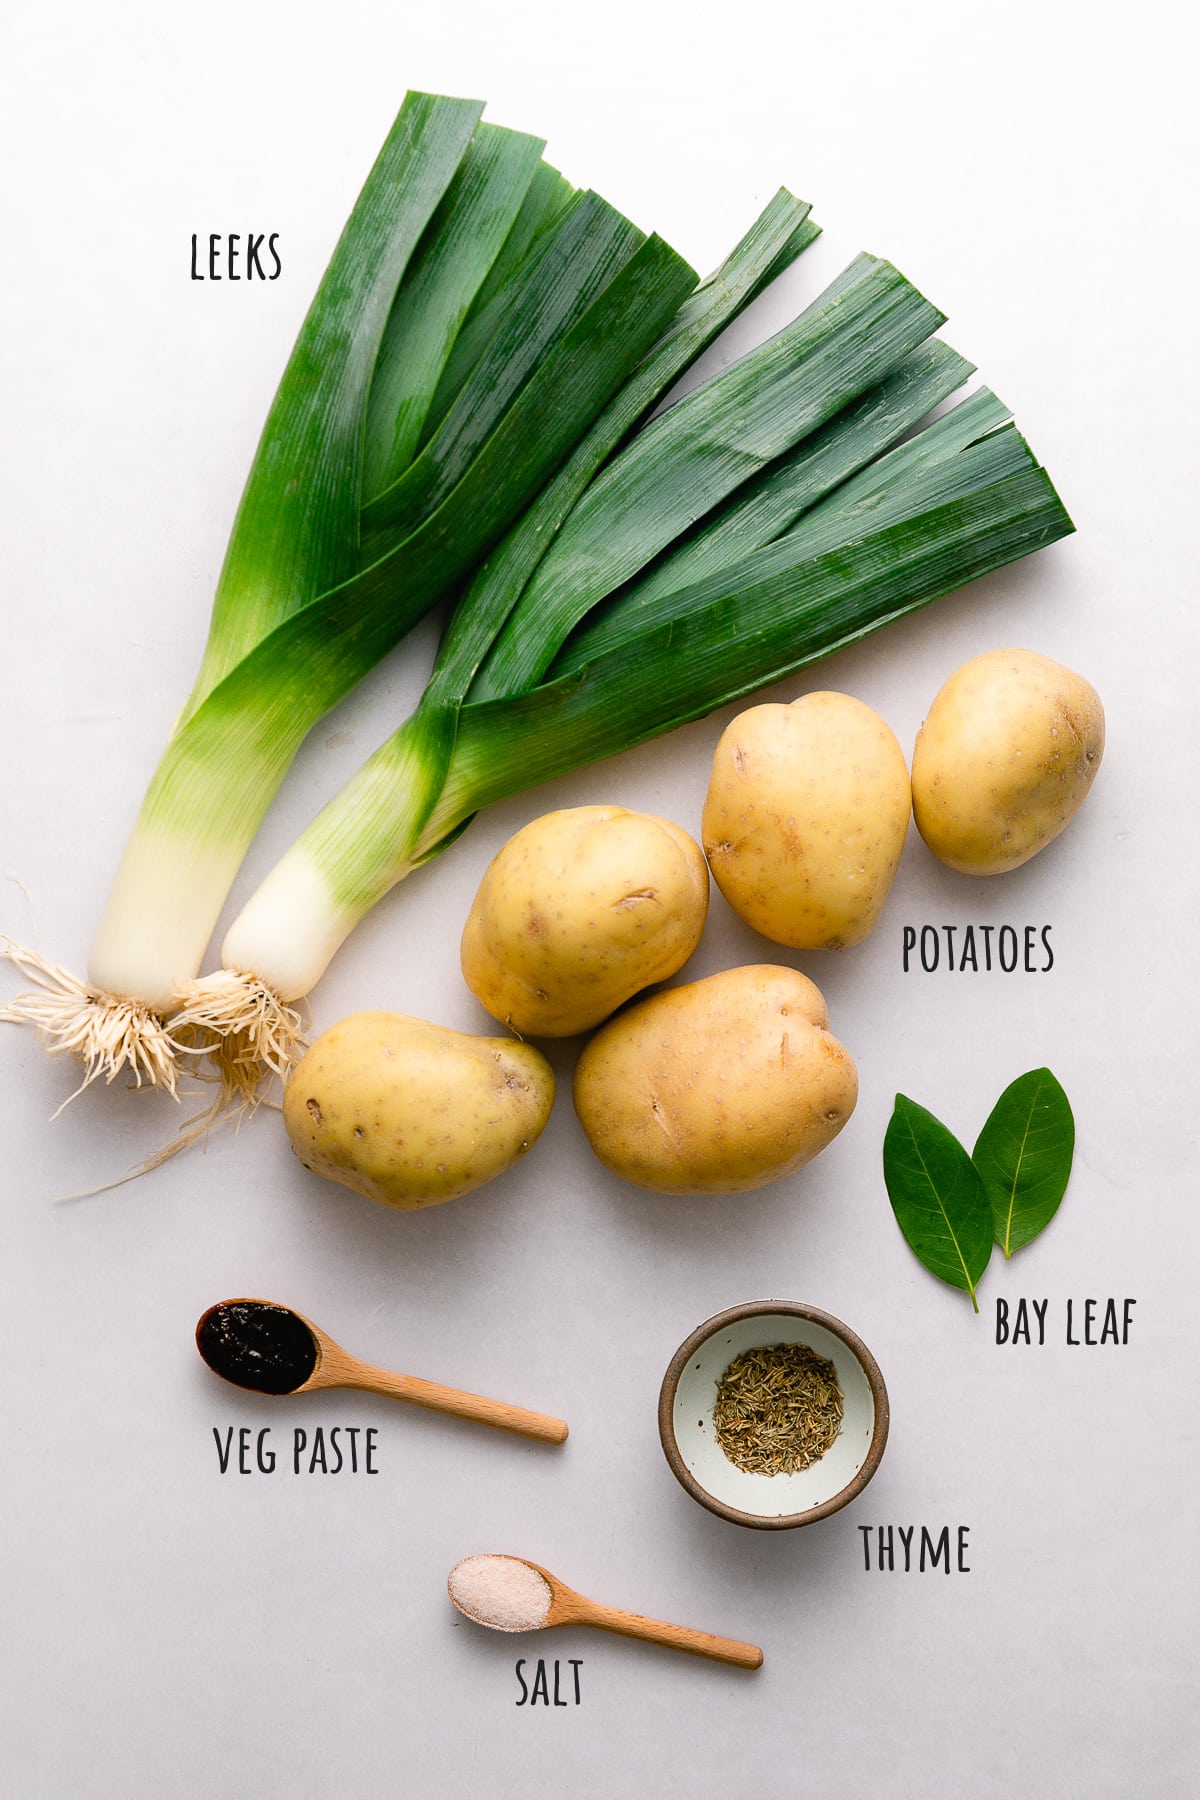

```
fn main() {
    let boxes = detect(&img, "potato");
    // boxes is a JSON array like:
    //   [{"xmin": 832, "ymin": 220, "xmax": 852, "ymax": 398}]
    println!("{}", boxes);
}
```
[
  {"xmin": 461, "ymin": 805, "xmax": 709, "ymax": 1037},
  {"xmin": 282, "ymin": 1011, "xmax": 554, "ymax": 1209},
  {"xmin": 702, "ymin": 692, "xmax": 911, "ymax": 949},
  {"xmin": 911, "ymin": 649, "xmax": 1105, "ymax": 875},
  {"xmin": 572, "ymin": 964, "xmax": 857, "ymax": 1195}
]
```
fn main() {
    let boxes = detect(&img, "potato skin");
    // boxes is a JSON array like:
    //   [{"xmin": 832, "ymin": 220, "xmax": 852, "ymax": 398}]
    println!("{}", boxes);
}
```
[
  {"xmin": 702, "ymin": 693, "xmax": 911, "ymax": 950},
  {"xmin": 911, "ymin": 649, "xmax": 1105, "ymax": 875},
  {"xmin": 572, "ymin": 965, "xmax": 857, "ymax": 1196},
  {"xmin": 461, "ymin": 805, "xmax": 709, "ymax": 1037},
  {"xmin": 282, "ymin": 1012, "xmax": 554, "ymax": 1209}
]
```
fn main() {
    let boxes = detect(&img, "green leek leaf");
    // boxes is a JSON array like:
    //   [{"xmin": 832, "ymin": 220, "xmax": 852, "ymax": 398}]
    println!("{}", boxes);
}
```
[
  {"xmin": 793, "ymin": 383, "xmax": 1014, "ymax": 529},
  {"xmin": 471, "ymin": 253, "xmax": 945, "ymax": 699},
  {"xmin": 361, "ymin": 191, "xmax": 656, "ymax": 553},
  {"xmin": 424, "ymin": 189, "xmax": 820, "ymax": 708},
  {"xmin": 419, "ymin": 159, "xmax": 579, "ymax": 445},
  {"xmin": 553, "ymin": 412, "xmax": 1034, "ymax": 674},
  {"xmin": 187, "ymin": 92, "xmax": 483, "ymax": 714},
  {"xmin": 442, "ymin": 465, "xmax": 1074, "ymax": 817},
  {"xmin": 361, "ymin": 123, "xmax": 546, "ymax": 500},
  {"xmin": 558, "ymin": 344, "xmax": 981, "ymax": 670}
]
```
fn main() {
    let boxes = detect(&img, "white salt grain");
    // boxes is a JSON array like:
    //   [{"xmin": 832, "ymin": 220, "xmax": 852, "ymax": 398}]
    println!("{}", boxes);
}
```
[{"xmin": 448, "ymin": 1554, "xmax": 553, "ymax": 1632}]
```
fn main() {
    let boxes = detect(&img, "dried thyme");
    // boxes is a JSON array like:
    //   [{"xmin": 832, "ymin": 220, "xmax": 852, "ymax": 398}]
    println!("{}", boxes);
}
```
[{"xmin": 713, "ymin": 1343, "xmax": 844, "ymax": 1475}]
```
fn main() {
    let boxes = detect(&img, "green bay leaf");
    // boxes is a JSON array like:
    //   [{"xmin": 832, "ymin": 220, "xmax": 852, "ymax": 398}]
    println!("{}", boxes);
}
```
[
  {"xmin": 883, "ymin": 1095, "xmax": 993, "ymax": 1311},
  {"xmin": 973, "ymin": 1067, "xmax": 1075, "ymax": 1258}
]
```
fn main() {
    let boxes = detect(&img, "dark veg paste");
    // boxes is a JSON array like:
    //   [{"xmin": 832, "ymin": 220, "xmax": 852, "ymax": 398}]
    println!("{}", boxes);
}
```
[{"xmin": 196, "ymin": 1300, "xmax": 318, "ymax": 1394}]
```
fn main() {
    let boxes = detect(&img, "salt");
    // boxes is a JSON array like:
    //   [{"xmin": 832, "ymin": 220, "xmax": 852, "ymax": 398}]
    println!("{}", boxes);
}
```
[{"xmin": 448, "ymin": 1554, "xmax": 553, "ymax": 1632}]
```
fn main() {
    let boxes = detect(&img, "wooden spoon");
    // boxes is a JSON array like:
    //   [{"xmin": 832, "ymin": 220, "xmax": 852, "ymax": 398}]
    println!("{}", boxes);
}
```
[
  {"xmin": 196, "ymin": 1298, "xmax": 568, "ymax": 1444},
  {"xmin": 447, "ymin": 1553, "xmax": 763, "ymax": 1669}
]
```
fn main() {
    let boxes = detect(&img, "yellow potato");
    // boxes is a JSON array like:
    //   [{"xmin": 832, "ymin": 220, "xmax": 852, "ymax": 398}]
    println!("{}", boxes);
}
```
[
  {"xmin": 911, "ymin": 649, "xmax": 1105, "ymax": 875},
  {"xmin": 461, "ymin": 805, "xmax": 709, "ymax": 1037},
  {"xmin": 572, "ymin": 964, "xmax": 857, "ymax": 1195},
  {"xmin": 702, "ymin": 692, "xmax": 911, "ymax": 949},
  {"xmin": 282, "ymin": 1011, "xmax": 554, "ymax": 1209}
]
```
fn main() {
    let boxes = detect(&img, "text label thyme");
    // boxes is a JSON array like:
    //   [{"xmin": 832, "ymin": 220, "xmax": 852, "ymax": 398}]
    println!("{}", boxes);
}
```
[{"xmin": 859, "ymin": 1526, "xmax": 971, "ymax": 1572}]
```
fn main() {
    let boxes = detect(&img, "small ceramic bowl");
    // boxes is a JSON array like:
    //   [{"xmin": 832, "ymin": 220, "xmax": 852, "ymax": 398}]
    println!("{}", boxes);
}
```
[{"xmin": 658, "ymin": 1300, "xmax": 889, "ymax": 1530}]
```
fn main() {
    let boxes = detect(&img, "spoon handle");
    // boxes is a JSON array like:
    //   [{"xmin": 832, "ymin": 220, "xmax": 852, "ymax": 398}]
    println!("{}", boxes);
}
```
[
  {"xmin": 569, "ymin": 1599, "xmax": 763, "ymax": 1669},
  {"xmin": 340, "ymin": 1361, "xmax": 568, "ymax": 1444}
]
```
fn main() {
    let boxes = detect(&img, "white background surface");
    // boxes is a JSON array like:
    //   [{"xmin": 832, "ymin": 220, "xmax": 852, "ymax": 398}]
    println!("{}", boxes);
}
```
[{"xmin": 3, "ymin": 2, "xmax": 1197, "ymax": 1795}]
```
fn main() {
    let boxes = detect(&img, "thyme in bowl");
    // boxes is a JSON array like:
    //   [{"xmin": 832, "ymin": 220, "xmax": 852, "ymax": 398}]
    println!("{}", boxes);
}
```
[{"xmin": 713, "ymin": 1343, "xmax": 844, "ymax": 1476}]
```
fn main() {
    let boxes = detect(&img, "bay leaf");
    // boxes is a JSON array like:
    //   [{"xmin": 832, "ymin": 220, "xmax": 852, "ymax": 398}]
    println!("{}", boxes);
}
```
[
  {"xmin": 883, "ymin": 1095, "xmax": 993, "ymax": 1311},
  {"xmin": 973, "ymin": 1067, "xmax": 1074, "ymax": 1258}
]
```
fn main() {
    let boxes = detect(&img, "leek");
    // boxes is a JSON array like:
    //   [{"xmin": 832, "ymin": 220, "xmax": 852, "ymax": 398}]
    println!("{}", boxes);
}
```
[
  {"xmin": 170, "ymin": 191, "xmax": 828, "ymax": 1076},
  {"xmin": 0, "ymin": 94, "xmax": 699, "ymax": 1093},
  {"xmin": 180, "ymin": 247, "xmax": 1074, "ymax": 1090}
]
